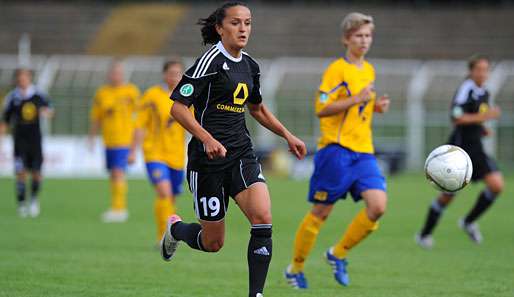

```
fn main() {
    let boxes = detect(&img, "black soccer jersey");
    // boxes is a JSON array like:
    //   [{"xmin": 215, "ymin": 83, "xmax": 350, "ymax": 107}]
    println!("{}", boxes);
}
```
[
  {"xmin": 171, "ymin": 41, "xmax": 262, "ymax": 170},
  {"xmin": 448, "ymin": 79, "xmax": 490, "ymax": 151},
  {"xmin": 2, "ymin": 85, "xmax": 51, "ymax": 147}
]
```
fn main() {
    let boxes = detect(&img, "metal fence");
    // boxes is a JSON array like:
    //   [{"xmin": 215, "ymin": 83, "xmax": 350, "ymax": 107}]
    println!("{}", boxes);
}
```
[{"xmin": 1, "ymin": 55, "xmax": 513, "ymax": 171}]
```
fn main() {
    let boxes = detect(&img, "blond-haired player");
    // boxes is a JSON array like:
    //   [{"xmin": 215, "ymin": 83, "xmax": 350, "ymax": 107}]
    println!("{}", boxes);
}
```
[
  {"xmin": 89, "ymin": 60, "xmax": 140, "ymax": 223},
  {"xmin": 285, "ymin": 12, "xmax": 391, "ymax": 288},
  {"xmin": 129, "ymin": 60, "xmax": 187, "ymax": 243}
]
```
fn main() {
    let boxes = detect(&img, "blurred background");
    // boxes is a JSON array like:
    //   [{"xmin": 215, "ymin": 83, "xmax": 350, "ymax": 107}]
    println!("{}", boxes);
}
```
[{"xmin": 1, "ymin": 0, "xmax": 513, "ymax": 178}]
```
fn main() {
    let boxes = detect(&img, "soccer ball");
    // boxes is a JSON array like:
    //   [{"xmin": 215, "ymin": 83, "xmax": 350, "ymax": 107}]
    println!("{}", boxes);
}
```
[{"xmin": 424, "ymin": 145, "xmax": 473, "ymax": 192}]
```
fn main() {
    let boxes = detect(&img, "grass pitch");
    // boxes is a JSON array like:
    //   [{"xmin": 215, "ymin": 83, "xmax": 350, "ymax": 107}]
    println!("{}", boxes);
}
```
[{"xmin": 1, "ymin": 174, "xmax": 513, "ymax": 297}]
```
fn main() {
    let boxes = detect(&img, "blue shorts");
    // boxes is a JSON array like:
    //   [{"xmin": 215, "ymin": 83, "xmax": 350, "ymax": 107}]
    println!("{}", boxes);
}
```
[
  {"xmin": 308, "ymin": 144, "xmax": 386, "ymax": 204},
  {"xmin": 145, "ymin": 162, "xmax": 185, "ymax": 195},
  {"xmin": 105, "ymin": 147, "xmax": 130, "ymax": 171}
]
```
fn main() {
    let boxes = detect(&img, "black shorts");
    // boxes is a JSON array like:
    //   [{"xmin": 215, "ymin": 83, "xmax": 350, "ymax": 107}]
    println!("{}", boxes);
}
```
[
  {"xmin": 14, "ymin": 142, "xmax": 43, "ymax": 172},
  {"xmin": 187, "ymin": 157, "xmax": 266, "ymax": 221},
  {"xmin": 469, "ymin": 150, "xmax": 499, "ymax": 181}
]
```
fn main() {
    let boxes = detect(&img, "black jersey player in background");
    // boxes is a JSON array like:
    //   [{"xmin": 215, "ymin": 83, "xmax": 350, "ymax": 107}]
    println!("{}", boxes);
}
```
[
  {"xmin": 160, "ymin": 2, "xmax": 307, "ymax": 297},
  {"xmin": 416, "ymin": 55, "xmax": 503, "ymax": 249},
  {"xmin": 0, "ymin": 68, "xmax": 53, "ymax": 218}
]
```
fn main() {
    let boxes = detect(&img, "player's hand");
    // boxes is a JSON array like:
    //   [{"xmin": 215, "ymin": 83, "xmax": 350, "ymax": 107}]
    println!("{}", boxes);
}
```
[
  {"xmin": 127, "ymin": 150, "xmax": 136, "ymax": 165},
  {"xmin": 40, "ymin": 107, "xmax": 54, "ymax": 119},
  {"xmin": 375, "ymin": 94, "xmax": 390, "ymax": 113},
  {"xmin": 485, "ymin": 106, "xmax": 501, "ymax": 120},
  {"xmin": 286, "ymin": 134, "xmax": 307, "ymax": 160},
  {"xmin": 203, "ymin": 137, "xmax": 227, "ymax": 160},
  {"xmin": 355, "ymin": 85, "xmax": 374, "ymax": 104},
  {"xmin": 482, "ymin": 127, "xmax": 493, "ymax": 137},
  {"xmin": 87, "ymin": 136, "xmax": 96, "ymax": 153}
]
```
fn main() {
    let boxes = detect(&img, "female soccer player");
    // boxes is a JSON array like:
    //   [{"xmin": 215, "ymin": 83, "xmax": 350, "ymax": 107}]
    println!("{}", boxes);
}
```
[
  {"xmin": 89, "ymin": 61, "xmax": 140, "ymax": 223},
  {"xmin": 0, "ymin": 68, "xmax": 53, "ymax": 218},
  {"xmin": 416, "ymin": 55, "xmax": 503, "ymax": 248},
  {"xmin": 128, "ymin": 60, "xmax": 186, "ymax": 243},
  {"xmin": 284, "ymin": 12, "xmax": 391, "ymax": 289},
  {"xmin": 160, "ymin": 2, "xmax": 306, "ymax": 297}
]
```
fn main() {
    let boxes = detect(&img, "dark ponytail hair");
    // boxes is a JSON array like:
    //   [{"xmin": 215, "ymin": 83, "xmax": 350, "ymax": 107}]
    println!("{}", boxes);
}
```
[{"xmin": 197, "ymin": 2, "xmax": 248, "ymax": 45}]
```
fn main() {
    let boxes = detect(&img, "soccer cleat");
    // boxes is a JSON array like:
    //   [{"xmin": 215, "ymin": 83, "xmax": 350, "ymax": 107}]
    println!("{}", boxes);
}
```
[
  {"xmin": 284, "ymin": 265, "xmax": 308, "ymax": 289},
  {"xmin": 29, "ymin": 199, "xmax": 40, "ymax": 218},
  {"xmin": 160, "ymin": 215, "xmax": 182, "ymax": 261},
  {"xmin": 101, "ymin": 209, "xmax": 129, "ymax": 223},
  {"xmin": 17, "ymin": 203, "xmax": 28, "ymax": 218},
  {"xmin": 325, "ymin": 248, "xmax": 350, "ymax": 287},
  {"xmin": 459, "ymin": 219, "xmax": 483, "ymax": 244},
  {"xmin": 415, "ymin": 233, "xmax": 434, "ymax": 249}
]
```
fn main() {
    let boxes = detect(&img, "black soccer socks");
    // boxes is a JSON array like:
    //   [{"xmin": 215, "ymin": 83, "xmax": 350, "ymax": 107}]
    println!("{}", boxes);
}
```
[
  {"xmin": 170, "ymin": 222, "xmax": 206, "ymax": 251},
  {"xmin": 16, "ymin": 181, "xmax": 26, "ymax": 203},
  {"xmin": 31, "ymin": 179, "xmax": 40, "ymax": 200},
  {"xmin": 464, "ymin": 189, "xmax": 497, "ymax": 225},
  {"xmin": 420, "ymin": 199, "xmax": 447, "ymax": 237},
  {"xmin": 247, "ymin": 224, "xmax": 272, "ymax": 297}
]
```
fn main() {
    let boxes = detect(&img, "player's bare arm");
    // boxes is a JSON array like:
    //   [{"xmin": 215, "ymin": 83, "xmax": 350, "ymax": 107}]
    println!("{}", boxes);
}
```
[
  {"xmin": 454, "ymin": 106, "xmax": 501, "ymax": 126},
  {"xmin": 128, "ymin": 128, "xmax": 144, "ymax": 164},
  {"xmin": 87, "ymin": 120, "xmax": 101, "ymax": 151},
  {"xmin": 171, "ymin": 102, "xmax": 226, "ymax": 159},
  {"xmin": 317, "ymin": 84, "xmax": 373, "ymax": 118},
  {"xmin": 248, "ymin": 102, "xmax": 306, "ymax": 160},
  {"xmin": 374, "ymin": 94, "xmax": 390, "ymax": 113}
]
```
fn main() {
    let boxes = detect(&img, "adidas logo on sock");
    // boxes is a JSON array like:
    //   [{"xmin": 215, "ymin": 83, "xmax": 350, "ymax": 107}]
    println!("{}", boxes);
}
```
[{"xmin": 253, "ymin": 246, "xmax": 270, "ymax": 256}]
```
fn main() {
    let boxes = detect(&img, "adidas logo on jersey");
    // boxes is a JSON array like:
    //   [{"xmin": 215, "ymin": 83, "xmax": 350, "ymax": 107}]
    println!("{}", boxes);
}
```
[
  {"xmin": 253, "ymin": 246, "xmax": 270, "ymax": 256},
  {"xmin": 222, "ymin": 62, "xmax": 230, "ymax": 70}
]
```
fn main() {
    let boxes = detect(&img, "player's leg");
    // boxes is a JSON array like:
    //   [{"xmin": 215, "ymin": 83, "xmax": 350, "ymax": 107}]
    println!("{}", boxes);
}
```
[
  {"xmin": 14, "ymin": 156, "xmax": 28, "ymax": 217},
  {"xmin": 328, "ymin": 154, "xmax": 387, "ymax": 286},
  {"xmin": 161, "ymin": 169, "xmax": 227, "ymax": 260},
  {"xmin": 332, "ymin": 191, "xmax": 386, "ymax": 257},
  {"xmin": 286, "ymin": 144, "xmax": 350, "ymax": 288},
  {"xmin": 416, "ymin": 192, "xmax": 455, "ymax": 248},
  {"xmin": 328, "ymin": 189, "xmax": 385, "ymax": 285},
  {"xmin": 103, "ymin": 148, "xmax": 129, "ymax": 222},
  {"xmin": 229, "ymin": 157, "xmax": 270, "ymax": 297},
  {"xmin": 146, "ymin": 162, "xmax": 175, "ymax": 242},
  {"xmin": 460, "ymin": 156, "xmax": 503, "ymax": 243},
  {"xmin": 286, "ymin": 203, "xmax": 333, "ymax": 288},
  {"xmin": 27, "ymin": 148, "xmax": 43, "ymax": 218},
  {"xmin": 28, "ymin": 171, "xmax": 42, "ymax": 217},
  {"xmin": 234, "ymin": 182, "xmax": 272, "ymax": 297},
  {"xmin": 464, "ymin": 172, "xmax": 503, "ymax": 223}
]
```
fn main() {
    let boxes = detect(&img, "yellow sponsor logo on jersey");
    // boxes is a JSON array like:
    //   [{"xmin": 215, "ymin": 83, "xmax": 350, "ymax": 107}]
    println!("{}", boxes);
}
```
[
  {"xmin": 21, "ymin": 102, "xmax": 37, "ymax": 121},
  {"xmin": 479, "ymin": 103, "xmax": 489, "ymax": 114},
  {"xmin": 233, "ymin": 82, "xmax": 248, "ymax": 105},
  {"xmin": 216, "ymin": 103, "xmax": 245, "ymax": 113},
  {"xmin": 314, "ymin": 191, "xmax": 328, "ymax": 201}
]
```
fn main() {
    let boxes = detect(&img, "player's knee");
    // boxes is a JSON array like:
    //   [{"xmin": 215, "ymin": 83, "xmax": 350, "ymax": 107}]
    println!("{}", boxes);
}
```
[
  {"xmin": 250, "ymin": 212, "xmax": 272, "ymax": 225},
  {"xmin": 110, "ymin": 169, "xmax": 124, "ymax": 181},
  {"xmin": 311, "ymin": 204, "xmax": 332, "ymax": 221},
  {"xmin": 438, "ymin": 193, "xmax": 455, "ymax": 206},
  {"xmin": 368, "ymin": 204, "xmax": 386, "ymax": 220},
  {"xmin": 156, "ymin": 188, "xmax": 171, "ymax": 199},
  {"xmin": 203, "ymin": 238, "xmax": 224, "ymax": 252},
  {"xmin": 488, "ymin": 180, "xmax": 503, "ymax": 195}
]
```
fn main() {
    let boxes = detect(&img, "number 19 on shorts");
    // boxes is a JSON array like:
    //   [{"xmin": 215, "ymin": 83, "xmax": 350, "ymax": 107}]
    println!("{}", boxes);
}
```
[{"xmin": 199, "ymin": 196, "xmax": 221, "ymax": 218}]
